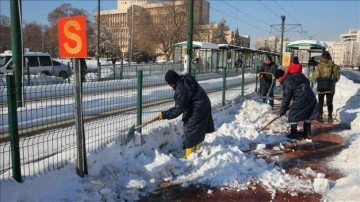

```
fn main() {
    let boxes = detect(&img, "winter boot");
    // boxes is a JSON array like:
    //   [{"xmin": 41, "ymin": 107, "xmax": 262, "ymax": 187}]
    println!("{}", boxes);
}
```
[
  {"xmin": 269, "ymin": 100, "xmax": 274, "ymax": 110},
  {"xmin": 302, "ymin": 122, "xmax": 311, "ymax": 139},
  {"xmin": 183, "ymin": 147, "xmax": 195, "ymax": 159},
  {"xmin": 317, "ymin": 113, "xmax": 323, "ymax": 122},
  {"xmin": 288, "ymin": 124, "xmax": 298, "ymax": 139},
  {"xmin": 262, "ymin": 98, "xmax": 266, "ymax": 103},
  {"xmin": 328, "ymin": 113, "xmax": 333, "ymax": 123}
]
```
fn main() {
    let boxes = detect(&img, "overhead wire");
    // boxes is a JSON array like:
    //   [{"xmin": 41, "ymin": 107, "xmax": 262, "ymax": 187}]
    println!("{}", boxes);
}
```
[
  {"xmin": 257, "ymin": 0, "xmax": 281, "ymax": 18},
  {"xmin": 273, "ymin": 0, "xmax": 301, "ymax": 24},
  {"xmin": 272, "ymin": 0, "xmax": 316, "ymax": 40},
  {"xmin": 210, "ymin": 0, "xmax": 284, "ymax": 34},
  {"xmin": 219, "ymin": 0, "xmax": 270, "ymax": 27},
  {"xmin": 209, "ymin": 5, "xmax": 272, "ymax": 34}
]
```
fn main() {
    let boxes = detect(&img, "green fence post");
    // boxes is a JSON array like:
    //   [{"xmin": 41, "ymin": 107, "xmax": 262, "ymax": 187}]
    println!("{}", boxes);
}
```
[
  {"xmin": 26, "ymin": 61, "xmax": 30, "ymax": 86},
  {"xmin": 6, "ymin": 75, "xmax": 22, "ymax": 182},
  {"xmin": 120, "ymin": 59, "xmax": 124, "ymax": 79},
  {"xmin": 191, "ymin": 67, "xmax": 196, "ymax": 78},
  {"xmin": 222, "ymin": 70, "xmax": 226, "ymax": 106},
  {"xmin": 98, "ymin": 62, "xmax": 101, "ymax": 81},
  {"xmin": 136, "ymin": 70, "xmax": 143, "ymax": 134},
  {"xmin": 241, "ymin": 64, "xmax": 245, "ymax": 96},
  {"xmin": 113, "ymin": 63, "xmax": 116, "ymax": 79},
  {"xmin": 67, "ymin": 62, "xmax": 71, "ymax": 83},
  {"xmin": 255, "ymin": 65, "xmax": 259, "ymax": 93},
  {"xmin": 10, "ymin": 0, "xmax": 23, "ymax": 108}
]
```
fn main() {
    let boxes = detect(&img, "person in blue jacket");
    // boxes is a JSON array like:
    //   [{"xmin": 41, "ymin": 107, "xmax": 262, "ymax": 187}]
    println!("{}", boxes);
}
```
[
  {"xmin": 157, "ymin": 70, "xmax": 215, "ymax": 158},
  {"xmin": 274, "ymin": 69, "xmax": 318, "ymax": 139}
]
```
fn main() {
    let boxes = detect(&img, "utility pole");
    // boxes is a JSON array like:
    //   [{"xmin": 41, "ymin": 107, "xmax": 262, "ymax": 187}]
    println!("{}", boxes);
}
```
[
  {"xmin": 130, "ymin": 5, "xmax": 134, "ymax": 64},
  {"xmin": 185, "ymin": 0, "xmax": 194, "ymax": 73},
  {"xmin": 271, "ymin": 15, "xmax": 302, "ymax": 65},
  {"xmin": 280, "ymin": 16, "xmax": 285, "ymax": 65},
  {"xmin": 97, "ymin": 0, "xmax": 100, "ymax": 77}
]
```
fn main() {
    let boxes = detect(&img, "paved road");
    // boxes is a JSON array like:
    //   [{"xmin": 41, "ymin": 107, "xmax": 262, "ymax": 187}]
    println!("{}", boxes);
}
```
[{"xmin": 342, "ymin": 69, "xmax": 360, "ymax": 84}]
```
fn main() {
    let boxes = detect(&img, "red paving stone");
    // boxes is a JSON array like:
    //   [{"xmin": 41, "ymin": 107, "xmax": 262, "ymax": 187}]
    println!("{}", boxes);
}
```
[{"xmin": 140, "ymin": 96, "xmax": 347, "ymax": 202}]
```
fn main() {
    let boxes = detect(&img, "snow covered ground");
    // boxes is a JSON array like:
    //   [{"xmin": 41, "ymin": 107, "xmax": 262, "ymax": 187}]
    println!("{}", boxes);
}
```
[{"xmin": 1, "ymin": 71, "xmax": 359, "ymax": 201}]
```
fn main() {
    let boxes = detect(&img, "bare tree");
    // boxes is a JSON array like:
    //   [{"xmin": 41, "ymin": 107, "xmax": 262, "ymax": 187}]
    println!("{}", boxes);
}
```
[
  {"xmin": 211, "ymin": 18, "xmax": 229, "ymax": 44},
  {"xmin": 132, "ymin": 7, "xmax": 156, "ymax": 61},
  {"xmin": 89, "ymin": 15, "xmax": 119, "ymax": 59},
  {"xmin": 0, "ymin": 15, "xmax": 11, "ymax": 53},
  {"xmin": 23, "ymin": 22, "xmax": 44, "ymax": 52},
  {"xmin": 231, "ymin": 28, "xmax": 241, "ymax": 46},
  {"xmin": 99, "ymin": 27, "xmax": 117, "ymax": 59},
  {"xmin": 151, "ymin": 0, "xmax": 187, "ymax": 61},
  {"xmin": 46, "ymin": 3, "xmax": 92, "ymax": 57}
]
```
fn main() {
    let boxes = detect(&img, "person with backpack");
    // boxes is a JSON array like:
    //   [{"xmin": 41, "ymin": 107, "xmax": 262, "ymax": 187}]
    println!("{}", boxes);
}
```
[{"xmin": 313, "ymin": 51, "xmax": 341, "ymax": 123}]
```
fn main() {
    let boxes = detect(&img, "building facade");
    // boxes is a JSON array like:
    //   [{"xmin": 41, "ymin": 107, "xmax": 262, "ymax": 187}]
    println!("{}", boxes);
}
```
[
  {"xmin": 340, "ymin": 29, "xmax": 360, "ymax": 67},
  {"xmin": 255, "ymin": 36, "xmax": 290, "ymax": 54},
  {"xmin": 254, "ymin": 29, "xmax": 359, "ymax": 66},
  {"xmin": 97, "ymin": 0, "xmax": 218, "ymax": 59},
  {"xmin": 326, "ymin": 41, "xmax": 344, "ymax": 66}
]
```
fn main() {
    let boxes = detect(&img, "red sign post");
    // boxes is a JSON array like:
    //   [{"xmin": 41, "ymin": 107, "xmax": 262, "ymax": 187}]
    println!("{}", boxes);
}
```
[{"xmin": 58, "ymin": 16, "xmax": 87, "ymax": 58}]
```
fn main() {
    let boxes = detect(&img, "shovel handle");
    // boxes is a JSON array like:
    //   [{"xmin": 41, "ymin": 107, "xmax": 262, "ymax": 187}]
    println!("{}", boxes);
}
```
[
  {"xmin": 258, "ymin": 115, "xmax": 280, "ymax": 132},
  {"xmin": 135, "ymin": 117, "xmax": 159, "ymax": 130},
  {"xmin": 258, "ymin": 72, "xmax": 275, "ymax": 80}
]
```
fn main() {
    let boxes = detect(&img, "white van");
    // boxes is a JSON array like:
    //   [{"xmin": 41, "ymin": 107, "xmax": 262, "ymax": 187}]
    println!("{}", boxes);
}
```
[{"xmin": 0, "ymin": 50, "xmax": 69, "ymax": 79}]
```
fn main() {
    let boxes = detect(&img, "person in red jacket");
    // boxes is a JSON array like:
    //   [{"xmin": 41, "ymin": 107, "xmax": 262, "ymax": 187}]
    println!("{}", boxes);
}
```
[{"xmin": 278, "ymin": 56, "xmax": 302, "ymax": 83}]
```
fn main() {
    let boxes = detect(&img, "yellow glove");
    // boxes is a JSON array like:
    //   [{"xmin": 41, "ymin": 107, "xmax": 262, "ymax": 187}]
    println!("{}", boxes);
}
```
[
  {"xmin": 256, "ymin": 73, "xmax": 262, "ymax": 78},
  {"xmin": 156, "ymin": 113, "xmax": 163, "ymax": 120}
]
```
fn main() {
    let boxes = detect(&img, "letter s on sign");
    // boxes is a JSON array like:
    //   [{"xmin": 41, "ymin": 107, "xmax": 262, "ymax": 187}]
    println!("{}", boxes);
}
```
[
  {"xmin": 58, "ymin": 16, "xmax": 87, "ymax": 58},
  {"xmin": 64, "ymin": 20, "xmax": 82, "ymax": 55}
]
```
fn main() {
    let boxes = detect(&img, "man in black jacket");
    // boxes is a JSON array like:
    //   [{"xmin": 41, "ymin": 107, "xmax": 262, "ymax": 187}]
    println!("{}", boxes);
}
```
[
  {"xmin": 274, "ymin": 69, "xmax": 318, "ymax": 139},
  {"xmin": 157, "ymin": 70, "xmax": 215, "ymax": 158}
]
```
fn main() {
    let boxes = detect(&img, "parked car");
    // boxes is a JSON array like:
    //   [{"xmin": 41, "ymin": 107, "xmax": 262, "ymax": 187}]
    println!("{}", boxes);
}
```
[
  {"xmin": 0, "ymin": 50, "xmax": 54, "ymax": 76},
  {"xmin": 0, "ymin": 50, "xmax": 71, "ymax": 79},
  {"xmin": 52, "ymin": 60, "xmax": 70, "ymax": 79}
]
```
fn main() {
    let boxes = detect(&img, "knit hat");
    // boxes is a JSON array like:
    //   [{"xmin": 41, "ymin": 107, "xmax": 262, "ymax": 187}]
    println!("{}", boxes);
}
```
[
  {"xmin": 265, "ymin": 55, "xmax": 273, "ymax": 61},
  {"xmin": 293, "ymin": 56, "xmax": 299, "ymax": 63},
  {"xmin": 165, "ymin": 70, "xmax": 180, "ymax": 84},
  {"xmin": 322, "ymin": 51, "xmax": 331, "ymax": 60},
  {"xmin": 274, "ymin": 69, "xmax": 285, "ymax": 79}
]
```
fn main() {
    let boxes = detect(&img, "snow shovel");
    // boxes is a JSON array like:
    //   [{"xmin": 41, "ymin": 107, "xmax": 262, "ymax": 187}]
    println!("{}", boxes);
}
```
[
  {"xmin": 258, "ymin": 115, "xmax": 281, "ymax": 132},
  {"xmin": 257, "ymin": 72, "xmax": 275, "ymax": 104},
  {"xmin": 126, "ymin": 117, "xmax": 159, "ymax": 143}
]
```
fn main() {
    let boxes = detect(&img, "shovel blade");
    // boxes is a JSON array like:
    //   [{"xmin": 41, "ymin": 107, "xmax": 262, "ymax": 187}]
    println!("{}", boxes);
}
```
[{"xmin": 126, "ymin": 125, "xmax": 136, "ymax": 143}]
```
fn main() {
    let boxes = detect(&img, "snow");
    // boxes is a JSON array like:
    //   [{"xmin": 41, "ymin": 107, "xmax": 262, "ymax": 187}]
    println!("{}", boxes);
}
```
[{"xmin": 1, "ymin": 70, "xmax": 360, "ymax": 201}]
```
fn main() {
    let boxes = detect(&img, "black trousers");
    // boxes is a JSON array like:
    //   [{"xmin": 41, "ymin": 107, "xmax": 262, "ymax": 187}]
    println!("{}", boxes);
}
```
[{"xmin": 318, "ymin": 93, "xmax": 334, "ymax": 114}]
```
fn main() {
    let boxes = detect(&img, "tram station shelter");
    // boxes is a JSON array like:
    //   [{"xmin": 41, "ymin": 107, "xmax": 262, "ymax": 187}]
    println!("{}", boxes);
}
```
[
  {"xmin": 174, "ymin": 41, "xmax": 219, "ymax": 73},
  {"xmin": 286, "ymin": 40, "xmax": 328, "ymax": 62}
]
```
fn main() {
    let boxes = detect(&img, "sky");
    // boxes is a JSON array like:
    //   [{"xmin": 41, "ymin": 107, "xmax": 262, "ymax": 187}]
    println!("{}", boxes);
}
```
[
  {"xmin": 0, "ymin": 0, "xmax": 359, "ymax": 47},
  {"xmin": 1, "ymin": 65, "xmax": 360, "ymax": 201}
]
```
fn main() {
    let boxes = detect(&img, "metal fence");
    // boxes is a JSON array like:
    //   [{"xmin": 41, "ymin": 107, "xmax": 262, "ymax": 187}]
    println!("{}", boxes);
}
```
[{"xmin": 0, "ymin": 62, "xmax": 260, "ymax": 182}]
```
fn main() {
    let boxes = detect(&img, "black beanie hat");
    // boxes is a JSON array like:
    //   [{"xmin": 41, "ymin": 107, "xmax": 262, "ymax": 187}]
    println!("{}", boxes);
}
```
[
  {"xmin": 265, "ymin": 55, "xmax": 273, "ymax": 61},
  {"xmin": 165, "ymin": 70, "xmax": 180, "ymax": 84},
  {"xmin": 274, "ymin": 69, "xmax": 285, "ymax": 79}
]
